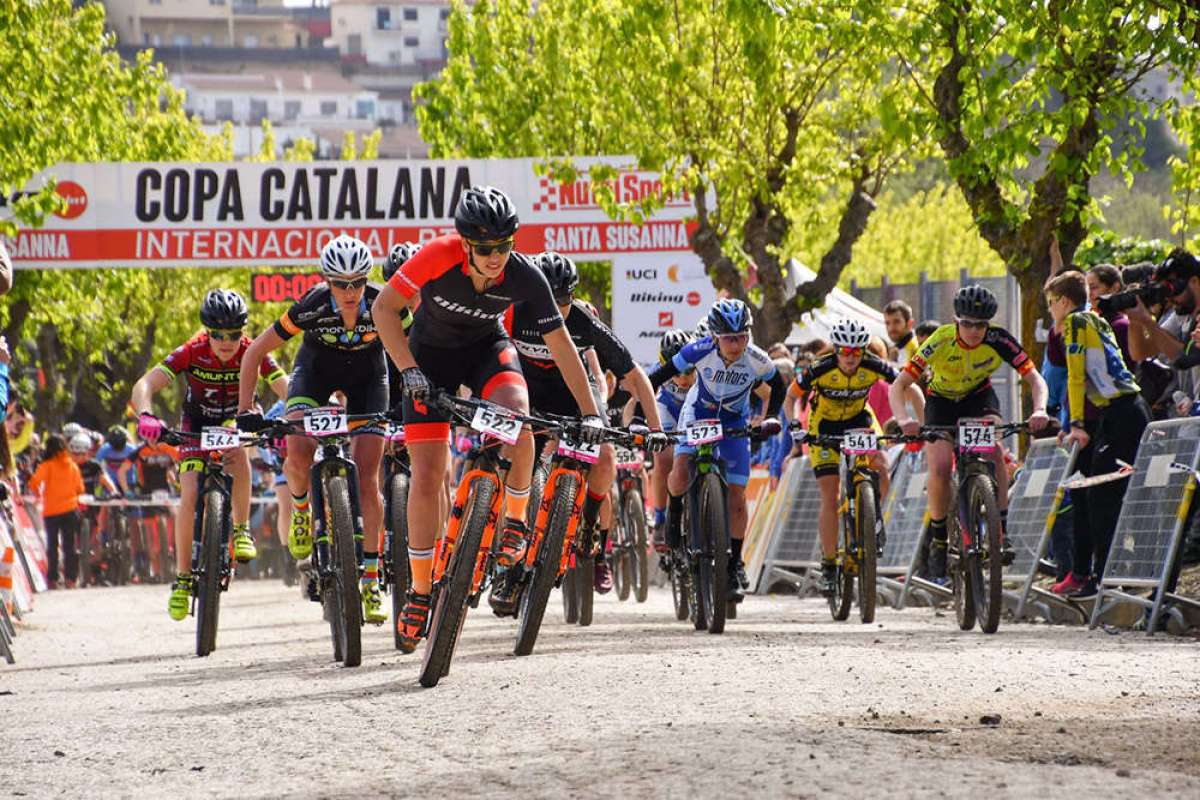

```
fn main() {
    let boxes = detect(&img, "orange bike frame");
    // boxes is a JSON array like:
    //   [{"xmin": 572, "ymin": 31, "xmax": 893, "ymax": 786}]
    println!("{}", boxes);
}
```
[
  {"xmin": 431, "ymin": 465, "xmax": 504, "ymax": 592},
  {"xmin": 521, "ymin": 464, "xmax": 587, "ymax": 578}
]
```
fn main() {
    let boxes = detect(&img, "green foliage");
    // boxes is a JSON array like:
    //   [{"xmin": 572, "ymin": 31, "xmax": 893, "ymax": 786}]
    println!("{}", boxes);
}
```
[
  {"xmin": 1165, "ymin": 76, "xmax": 1200, "ymax": 249},
  {"xmin": 1072, "ymin": 230, "xmax": 1173, "ymax": 269},
  {"xmin": 837, "ymin": 184, "xmax": 1006, "ymax": 288}
]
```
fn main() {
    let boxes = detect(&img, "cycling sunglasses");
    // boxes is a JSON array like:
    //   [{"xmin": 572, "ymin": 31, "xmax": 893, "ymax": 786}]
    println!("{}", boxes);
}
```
[
  {"xmin": 956, "ymin": 317, "xmax": 989, "ymax": 331},
  {"xmin": 469, "ymin": 239, "xmax": 514, "ymax": 257},
  {"xmin": 717, "ymin": 332, "xmax": 750, "ymax": 343},
  {"xmin": 837, "ymin": 346, "xmax": 864, "ymax": 357},
  {"xmin": 329, "ymin": 277, "xmax": 368, "ymax": 291},
  {"xmin": 207, "ymin": 328, "xmax": 243, "ymax": 342}
]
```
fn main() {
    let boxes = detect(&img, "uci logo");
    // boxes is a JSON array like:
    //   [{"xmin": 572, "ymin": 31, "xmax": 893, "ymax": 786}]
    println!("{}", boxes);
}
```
[
  {"xmin": 625, "ymin": 269, "xmax": 658, "ymax": 280},
  {"xmin": 702, "ymin": 367, "xmax": 713, "ymax": 379}
]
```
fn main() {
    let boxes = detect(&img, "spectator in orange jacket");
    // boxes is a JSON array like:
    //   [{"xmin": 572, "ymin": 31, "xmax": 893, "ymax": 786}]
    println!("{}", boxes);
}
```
[{"xmin": 28, "ymin": 433, "xmax": 85, "ymax": 588}]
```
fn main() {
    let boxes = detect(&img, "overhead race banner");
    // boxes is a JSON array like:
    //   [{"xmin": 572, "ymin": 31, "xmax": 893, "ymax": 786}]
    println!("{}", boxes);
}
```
[{"xmin": 1, "ymin": 157, "xmax": 698, "ymax": 268}]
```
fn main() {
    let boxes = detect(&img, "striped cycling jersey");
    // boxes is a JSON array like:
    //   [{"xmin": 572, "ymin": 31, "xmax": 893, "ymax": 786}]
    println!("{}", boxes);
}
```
[
  {"xmin": 789, "ymin": 352, "xmax": 899, "ymax": 423},
  {"xmin": 1063, "ymin": 309, "xmax": 1140, "ymax": 425},
  {"xmin": 905, "ymin": 322, "xmax": 1034, "ymax": 401}
]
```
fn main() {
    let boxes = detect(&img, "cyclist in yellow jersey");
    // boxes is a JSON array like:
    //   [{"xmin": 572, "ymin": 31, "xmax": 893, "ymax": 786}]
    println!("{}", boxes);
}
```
[
  {"xmin": 786, "ymin": 319, "xmax": 925, "ymax": 595},
  {"xmin": 889, "ymin": 285, "xmax": 1049, "ymax": 582}
]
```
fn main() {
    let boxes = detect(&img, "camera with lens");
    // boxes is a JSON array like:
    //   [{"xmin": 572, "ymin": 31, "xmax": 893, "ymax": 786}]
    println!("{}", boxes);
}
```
[{"xmin": 1096, "ymin": 263, "xmax": 1184, "ymax": 315}]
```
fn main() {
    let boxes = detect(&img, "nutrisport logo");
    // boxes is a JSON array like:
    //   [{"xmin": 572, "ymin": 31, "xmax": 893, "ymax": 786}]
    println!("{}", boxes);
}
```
[
  {"xmin": 532, "ymin": 172, "xmax": 692, "ymax": 213},
  {"xmin": 53, "ymin": 181, "xmax": 87, "ymax": 219}
]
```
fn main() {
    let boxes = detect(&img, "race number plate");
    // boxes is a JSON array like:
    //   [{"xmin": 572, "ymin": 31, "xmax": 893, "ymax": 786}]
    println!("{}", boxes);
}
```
[
  {"xmin": 470, "ymin": 405, "xmax": 520, "ymax": 445},
  {"xmin": 557, "ymin": 435, "xmax": 601, "ymax": 464},
  {"xmin": 685, "ymin": 420, "xmax": 723, "ymax": 446},
  {"xmin": 387, "ymin": 423, "xmax": 406, "ymax": 445},
  {"xmin": 200, "ymin": 427, "xmax": 240, "ymax": 452},
  {"xmin": 615, "ymin": 447, "xmax": 644, "ymax": 470},
  {"xmin": 842, "ymin": 428, "xmax": 878, "ymax": 455},
  {"xmin": 303, "ymin": 407, "xmax": 348, "ymax": 437},
  {"xmin": 958, "ymin": 418, "xmax": 997, "ymax": 453}
]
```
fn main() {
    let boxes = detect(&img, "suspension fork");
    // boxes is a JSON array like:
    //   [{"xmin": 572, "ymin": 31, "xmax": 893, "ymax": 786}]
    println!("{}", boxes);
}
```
[{"xmin": 433, "ymin": 465, "xmax": 500, "ymax": 585}]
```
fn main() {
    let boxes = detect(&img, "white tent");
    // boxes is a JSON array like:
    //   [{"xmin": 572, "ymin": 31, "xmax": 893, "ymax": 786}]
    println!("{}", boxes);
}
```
[{"xmin": 780, "ymin": 259, "xmax": 888, "ymax": 345}]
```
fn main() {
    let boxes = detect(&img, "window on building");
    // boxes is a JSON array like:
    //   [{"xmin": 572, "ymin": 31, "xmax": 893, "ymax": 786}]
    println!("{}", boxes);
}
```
[
  {"xmin": 347, "ymin": 33, "xmax": 362, "ymax": 54},
  {"xmin": 355, "ymin": 99, "xmax": 376, "ymax": 120},
  {"xmin": 200, "ymin": 34, "xmax": 213, "ymax": 46},
  {"xmin": 215, "ymin": 99, "xmax": 234, "ymax": 121},
  {"xmin": 172, "ymin": 34, "xmax": 191, "ymax": 46},
  {"xmin": 403, "ymin": 7, "xmax": 417, "ymax": 21},
  {"xmin": 439, "ymin": 8, "xmax": 450, "ymax": 20},
  {"xmin": 249, "ymin": 98, "xmax": 268, "ymax": 122},
  {"xmin": 376, "ymin": 7, "xmax": 391, "ymax": 29},
  {"xmin": 243, "ymin": 34, "xmax": 258, "ymax": 47},
  {"xmin": 148, "ymin": 0, "xmax": 161, "ymax": 4},
  {"xmin": 209, "ymin": 0, "xmax": 225, "ymax": 5},
  {"xmin": 285, "ymin": 101, "xmax": 301, "ymax": 120},
  {"xmin": 403, "ymin": 35, "xmax": 418, "ymax": 48},
  {"xmin": 320, "ymin": 100, "xmax": 338, "ymax": 116}
]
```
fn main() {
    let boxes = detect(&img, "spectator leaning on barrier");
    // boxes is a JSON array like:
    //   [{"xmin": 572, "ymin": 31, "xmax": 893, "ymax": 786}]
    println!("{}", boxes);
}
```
[
  {"xmin": 1124, "ymin": 249, "xmax": 1200, "ymax": 415},
  {"xmin": 1045, "ymin": 270, "xmax": 1150, "ymax": 597},
  {"xmin": 28, "ymin": 433, "xmax": 86, "ymax": 589}
]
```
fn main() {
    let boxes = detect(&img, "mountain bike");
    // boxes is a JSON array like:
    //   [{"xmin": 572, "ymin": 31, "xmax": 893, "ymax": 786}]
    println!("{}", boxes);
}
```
[
  {"xmin": 897, "ymin": 420, "xmax": 1027, "ymax": 634},
  {"xmin": 160, "ymin": 426, "xmax": 247, "ymax": 657},
  {"xmin": 667, "ymin": 420, "xmax": 762, "ymax": 635},
  {"xmin": 508, "ymin": 416, "xmax": 642, "ymax": 655},
  {"xmin": 611, "ymin": 445, "xmax": 650, "ymax": 604},
  {"xmin": 263, "ymin": 408, "xmax": 387, "ymax": 667},
  {"xmin": 418, "ymin": 392, "xmax": 543, "ymax": 687},
  {"xmin": 798, "ymin": 428, "xmax": 885, "ymax": 624},
  {"xmin": 382, "ymin": 423, "xmax": 411, "ymax": 651}
]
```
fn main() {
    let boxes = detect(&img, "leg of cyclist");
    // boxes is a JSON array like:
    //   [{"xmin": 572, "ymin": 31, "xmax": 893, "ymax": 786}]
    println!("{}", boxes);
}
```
[
  {"xmin": 398, "ymin": 437, "xmax": 448, "ymax": 652},
  {"xmin": 226, "ymin": 446, "xmax": 257, "ymax": 563},
  {"xmin": 722, "ymin": 433, "xmax": 753, "ymax": 599},
  {"xmin": 168, "ymin": 468, "xmax": 200, "ymax": 620},
  {"xmin": 665, "ymin": 451, "xmax": 691, "ymax": 553},
  {"xmin": 352, "ymin": 433, "xmax": 387, "ymax": 624},
  {"xmin": 816, "ymin": 474, "xmax": 841, "ymax": 596},
  {"xmin": 923, "ymin": 438, "xmax": 955, "ymax": 581},
  {"xmin": 651, "ymin": 447, "xmax": 673, "ymax": 551},
  {"xmin": 488, "ymin": 379, "xmax": 537, "ymax": 568},
  {"xmin": 585, "ymin": 444, "xmax": 616, "ymax": 592},
  {"xmin": 282, "ymin": 425, "xmax": 318, "ymax": 559},
  {"xmin": 272, "ymin": 479, "xmax": 291, "ymax": 547}
]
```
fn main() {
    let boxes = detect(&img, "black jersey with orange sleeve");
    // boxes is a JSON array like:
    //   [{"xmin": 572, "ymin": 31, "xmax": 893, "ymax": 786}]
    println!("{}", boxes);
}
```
[
  {"xmin": 388, "ymin": 233, "xmax": 563, "ymax": 347},
  {"xmin": 272, "ymin": 283, "xmax": 384, "ymax": 352}
]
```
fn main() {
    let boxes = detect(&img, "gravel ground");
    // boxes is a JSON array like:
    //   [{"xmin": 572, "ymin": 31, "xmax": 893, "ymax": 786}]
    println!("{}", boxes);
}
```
[{"xmin": 3, "ymin": 580, "xmax": 1198, "ymax": 799}]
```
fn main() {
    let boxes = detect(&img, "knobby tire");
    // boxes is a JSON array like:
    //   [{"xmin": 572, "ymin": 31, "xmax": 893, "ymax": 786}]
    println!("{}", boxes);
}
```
[
  {"xmin": 514, "ymin": 474, "xmax": 577, "ymax": 656},
  {"xmin": 195, "ymin": 490, "xmax": 225, "ymax": 658}
]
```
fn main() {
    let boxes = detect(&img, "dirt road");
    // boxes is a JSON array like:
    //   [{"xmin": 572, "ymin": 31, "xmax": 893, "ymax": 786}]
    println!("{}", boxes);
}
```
[{"xmin": 3, "ymin": 581, "xmax": 1198, "ymax": 798}]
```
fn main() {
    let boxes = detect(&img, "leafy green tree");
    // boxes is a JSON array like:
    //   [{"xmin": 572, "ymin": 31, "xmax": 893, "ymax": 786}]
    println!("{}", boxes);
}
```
[
  {"xmin": 1165, "ymin": 76, "xmax": 1200, "ymax": 249},
  {"xmin": 416, "ymin": 0, "xmax": 929, "ymax": 344},
  {"xmin": 897, "ymin": 0, "xmax": 1200, "ymax": 351}
]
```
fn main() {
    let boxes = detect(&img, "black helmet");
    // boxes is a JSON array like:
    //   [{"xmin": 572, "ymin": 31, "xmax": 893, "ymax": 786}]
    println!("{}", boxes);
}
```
[
  {"xmin": 539, "ymin": 251, "xmax": 579, "ymax": 301},
  {"xmin": 953, "ymin": 285, "xmax": 998, "ymax": 320},
  {"xmin": 384, "ymin": 242, "xmax": 420, "ymax": 283},
  {"xmin": 106, "ymin": 425, "xmax": 128, "ymax": 450},
  {"xmin": 454, "ymin": 185, "xmax": 519, "ymax": 241},
  {"xmin": 200, "ymin": 288, "xmax": 249, "ymax": 329},
  {"xmin": 707, "ymin": 298, "xmax": 752, "ymax": 335},
  {"xmin": 659, "ymin": 329, "xmax": 693, "ymax": 365}
]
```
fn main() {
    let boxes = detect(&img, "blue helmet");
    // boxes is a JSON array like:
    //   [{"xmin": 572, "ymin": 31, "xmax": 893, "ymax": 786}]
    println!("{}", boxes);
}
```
[{"xmin": 706, "ymin": 298, "xmax": 752, "ymax": 335}]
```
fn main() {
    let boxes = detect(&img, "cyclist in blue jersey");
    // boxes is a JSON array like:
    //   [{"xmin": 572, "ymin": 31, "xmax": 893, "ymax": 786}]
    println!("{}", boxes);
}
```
[{"xmin": 649, "ymin": 299, "xmax": 785, "ymax": 598}]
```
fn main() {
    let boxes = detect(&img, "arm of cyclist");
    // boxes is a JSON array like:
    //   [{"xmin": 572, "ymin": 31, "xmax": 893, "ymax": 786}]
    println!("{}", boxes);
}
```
[
  {"xmin": 754, "ymin": 370, "xmax": 786, "ymax": 437},
  {"xmin": 1022, "ymin": 366, "xmax": 1050, "ymax": 432},
  {"xmin": 130, "ymin": 367, "xmax": 172, "ymax": 441},
  {"xmin": 647, "ymin": 358, "xmax": 680, "ymax": 391},
  {"xmin": 888, "ymin": 369, "xmax": 922, "ymax": 436},
  {"xmin": 619, "ymin": 365, "xmax": 664, "ymax": 432},
  {"xmin": 237, "ymin": 327, "xmax": 286, "ymax": 416},
  {"xmin": 371, "ymin": 282, "xmax": 427, "ymax": 399},
  {"xmin": 544, "ymin": 326, "xmax": 602, "ymax": 419}
]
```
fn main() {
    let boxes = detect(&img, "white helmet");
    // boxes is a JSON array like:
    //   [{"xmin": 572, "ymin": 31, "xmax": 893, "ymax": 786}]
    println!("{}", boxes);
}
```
[
  {"xmin": 68, "ymin": 433, "xmax": 92, "ymax": 454},
  {"xmin": 830, "ymin": 318, "xmax": 870, "ymax": 349},
  {"xmin": 319, "ymin": 234, "xmax": 373, "ymax": 278},
  {"xmin": 63, "ymin": 422, "xmax": 85, "ymax": 440}
]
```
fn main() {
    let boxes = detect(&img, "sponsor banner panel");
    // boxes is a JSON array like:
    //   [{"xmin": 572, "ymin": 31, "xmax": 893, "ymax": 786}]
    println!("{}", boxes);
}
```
[
  {"xmin": 611, "ymin": 251, "xmax": 715, "ymax": 366},
  {"xmin": 3, "ymin": 158, "xmax": 700, "ymax": 268}
]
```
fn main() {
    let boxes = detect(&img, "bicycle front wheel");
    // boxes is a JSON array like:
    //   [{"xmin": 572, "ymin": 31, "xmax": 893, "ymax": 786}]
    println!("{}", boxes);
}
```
[
  {"xmin": 966, "ymin": 474, "xmax": 1003, "ymax": 634},
  {"xmin": 326, "ymin": 476, "xmax": 362, "ymax": 668},
  {"xmin": 420, "ymin": 476, "xmax": 494, "ymax": 688},
  {"xmin": 696, "ymin": 474, "xmax": 729, "ymax": 634},
  {"xmin": 515, "ymin": 473, "xmax": 577, "ymax": 656},
  {"xmin": 855, "ymin": 480, "xmax": 878, "ymax": 625},
  {"xmin": 625, "ymin": 488, "xmax": 650, "ymax": 604},
  {"xmin": 612, "ymin": 512, "xmax": 631, "ymax": 602},
  {"xmin": 388, "ymin": 472, "xmax": 411, "ymax": 651},
  {"xmin": 575, "ymin": 555, "xmax": 594, "ymax": 627},
  {"xmin": 77, "ymin": 516, "xmax": 92, "ymax": 588},
  {"xmin": 195, "ymin": 491, "xmax": 226, "ymax": 657}
]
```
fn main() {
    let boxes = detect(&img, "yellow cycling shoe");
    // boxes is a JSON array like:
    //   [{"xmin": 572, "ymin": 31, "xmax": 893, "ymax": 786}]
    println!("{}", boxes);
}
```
[
  {"xmin": 361, "ymin": 580, "xmax": 387, "ymax": 625},
  {"xmin": 288, "ymin": 510, "xmax": 313, "ymax": 559},
  {"xmin": 168, "ymin": 575, "xmax": 191, "ymax": 621},
  {"xmin": 232, "ymin": 529, "xmax": 257, "ymax": 563}
]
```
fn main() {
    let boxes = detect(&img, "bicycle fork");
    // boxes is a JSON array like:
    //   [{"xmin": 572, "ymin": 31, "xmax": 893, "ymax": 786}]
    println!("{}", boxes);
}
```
[
  {"xmin": 190, "ymin": 474, "xmax": 233, "ymax": 612},
  {"xmin": 432, "ymin": 467, "xmax": 504, "ymax": 594}
]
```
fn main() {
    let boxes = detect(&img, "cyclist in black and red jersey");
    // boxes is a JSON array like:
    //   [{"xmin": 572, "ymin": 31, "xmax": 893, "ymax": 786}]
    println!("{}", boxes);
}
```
[
  {"xmin": 372, "ymin": 185, "xmax": 606, "ymax": 654},
  {"xmin": 131, "ymin": 289, "xmax": 289, "ymax": 620},
  {"xmin": 237, "ymin": 234, "xmax": 393, "ymax": 626},
  {"xmin": 494, "ymin": 252, "xmax": 667, "ymax": 609}
]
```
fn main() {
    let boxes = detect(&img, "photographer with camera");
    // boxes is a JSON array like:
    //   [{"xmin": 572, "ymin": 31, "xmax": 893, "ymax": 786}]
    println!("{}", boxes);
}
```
[{"xmin": 1118, "ymin": 250, "xmax": 1200, "ymax": 416}]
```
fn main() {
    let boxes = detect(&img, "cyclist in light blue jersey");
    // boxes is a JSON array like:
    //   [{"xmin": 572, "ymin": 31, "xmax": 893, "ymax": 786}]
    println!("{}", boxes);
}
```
[{"xmin": 649, "ymin": 300, "xmax": 786, "ymax": 597}]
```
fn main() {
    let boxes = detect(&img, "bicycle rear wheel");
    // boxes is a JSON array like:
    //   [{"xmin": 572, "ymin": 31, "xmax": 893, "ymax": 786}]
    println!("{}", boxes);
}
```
[
  {"xmin": 625, "ymin": 488, "xmax": 650, "ymax": 604},
  {"xmin": 325, "ymin": 476, "xmax": 362, "ymax": 667},
  {"xmin": 855, "ymin": 481, "xmax": 878, "ymax": 625},
  {"xmin": 612, "ymin": 513, "xmax": 631, "ymax": 602},
  {"xmin": 195, "ymin": 491, "xmax": 226, "ymax": 657},
  {"xmin": 697, "ymin": 474, "xmax": 729, "ymax": 634},
  {"xmin": 966, "ymin": 475, "xmax": 1003, "ymax": 634},
  {"xmin": 952, "ymin": 516, "xmax": 976, "ymax": 631},
  {"xmin": 515, "ymin": 474, "xmax": 577, "ymax": 656},
  {"xmin": 420, "ymin": 477, "xmax": 494, "ymax": 688},
  {"xmin": 669, "ymin": 552, "xmax": 690, "ymax": 620},
  {"xmin": 388, "ymin": 472, "xmax": 411, "ymax": 651}
]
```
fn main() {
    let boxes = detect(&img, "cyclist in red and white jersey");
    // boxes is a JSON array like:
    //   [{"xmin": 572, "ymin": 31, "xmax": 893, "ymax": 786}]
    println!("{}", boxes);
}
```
[{"xmin": 372, "ymin": 185, "xmax": 604, "ymax": 653}]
